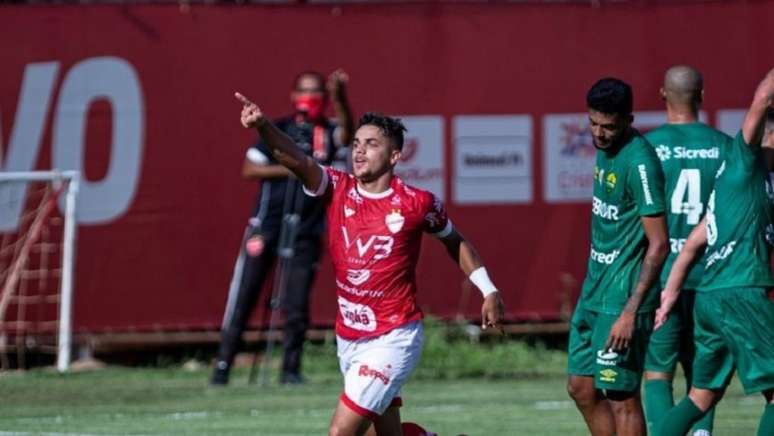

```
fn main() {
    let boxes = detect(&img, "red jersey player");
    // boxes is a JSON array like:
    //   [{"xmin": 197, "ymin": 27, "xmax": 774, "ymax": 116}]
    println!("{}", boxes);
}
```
[{"xmin": 236, "ymin": 92, "xmax": 505, "ymax": 436}]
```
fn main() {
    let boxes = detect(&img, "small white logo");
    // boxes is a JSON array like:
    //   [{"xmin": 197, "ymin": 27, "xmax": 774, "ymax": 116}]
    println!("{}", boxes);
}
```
[
  {"xmin": 385, "ymin": 210, "xmax": 405, "ymax": 234},
  {"xmin": 346, "ymin": 269, "xmax": 371, "ymax": 285},
  {"xmin": 638, "ymin": 164, "xmax": 654, "ymax": 205},
  {"xmin": 596, "ymin": 349, "xmax": 619, "ymax": 366},
  {"xmin": 597, "ymin": 349, "xmax": 618, "ymax": 360},
  {"xmin": 344, "ymin": 206, "xmax": 356, "ymax": 218},
  {"xmin": 390, "ymin": 195, "xmax": 401, "ymax": 206},
  {"xmin": 655, "ymin": 145, "xmax": 671, "ymax": 161}
]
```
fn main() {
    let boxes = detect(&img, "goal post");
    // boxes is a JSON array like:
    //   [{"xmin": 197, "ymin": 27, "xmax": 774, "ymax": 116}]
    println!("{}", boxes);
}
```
[{"xmin": 0, "ymin": 170, "xmax": 80, "ymax": 373}]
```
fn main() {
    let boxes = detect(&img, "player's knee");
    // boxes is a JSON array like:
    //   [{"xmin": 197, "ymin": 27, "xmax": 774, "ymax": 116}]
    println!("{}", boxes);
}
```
[
  {"xmin": 567, "ymin": 378, "xmax": 595, "ymax": 404},
  {"xmin": 605, "ymin": 390, "xmax": 640, "ymax": 414},
  {"xmin": 328, "ymin": 422, "xmax": 351, "ymax": 436},
  {"xmin": 688, "ymin": 388, "xmax": 720, "ymax": 412}
]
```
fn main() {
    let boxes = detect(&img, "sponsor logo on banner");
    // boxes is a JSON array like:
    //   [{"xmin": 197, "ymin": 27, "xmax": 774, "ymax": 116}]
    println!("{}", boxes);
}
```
[
  {"xmin": 393, "ymin": 116, "xmax": 445, "ymax": 200},
  {"xmin": 0, "ymin": 57, "xmax": 145, "ymax": 231},
  {"xmin": 543, "ymin": 114, "xmax": 596, "ymax": 203},
  {"xmin": 453, "ymin": 115, "xmax": 533, "ymax": 204}
]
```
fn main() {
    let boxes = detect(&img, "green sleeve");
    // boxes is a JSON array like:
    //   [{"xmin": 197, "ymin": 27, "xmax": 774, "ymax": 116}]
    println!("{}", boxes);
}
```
[
  {"xmin": 723, "ymin": 130, "xmax": 759, "ymax": 171},
  {"xmin": 628, "ymin": 149, "xmax": 666, "ymax": 216}
]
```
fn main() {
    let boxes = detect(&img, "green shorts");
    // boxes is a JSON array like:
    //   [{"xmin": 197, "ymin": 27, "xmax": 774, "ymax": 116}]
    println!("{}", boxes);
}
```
[
  {"xmin": 692, "ymin": 287, "xmax": 774, "ymax": 395},
  {"xmin": 645, "ymin": 289, "xmax": 696, "ymax": 374},
  {"xmin": 567, "ymin": 304, "xmax": 654, "ymax": 392}
]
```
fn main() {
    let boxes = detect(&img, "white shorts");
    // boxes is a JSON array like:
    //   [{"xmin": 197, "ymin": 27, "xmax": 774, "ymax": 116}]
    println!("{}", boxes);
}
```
[{"xmin": 337, "ymin": 321, "xmax": 424, "ymax": 420}]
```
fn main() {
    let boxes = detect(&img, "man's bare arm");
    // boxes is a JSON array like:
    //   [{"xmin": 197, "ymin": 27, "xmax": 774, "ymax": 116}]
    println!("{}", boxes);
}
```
[
  {"xmin": 328, "ymin": 70, "xmax": 355, "ymax": 147},
  {"xmin": 626, "ymin": 215, "xmax": 669, "ymax": 313},
  {"xmin": 663, "ymin": 218, "xmax": 707, "ymax": 296},
  {"xmin": 655, "ymin": 218, "xmax": 708, "ymax": 329},
  {"xmin": 438, "ymin": 229, "xmax": 505, "ymax": 331},
  {"xmin": 437, "ymin": 228, "xmax": 483, "ymax": 275},
  {"xmin": 606, "ymin": 214, "xmax": 668, "ymax": 350},
  {"xmin": 236, "ymin": 92, "xmax": 323, "ymax": 192},
  {"xmin": 241, "ymin": 160, "xmax": 291, "ymax": 180},
  {"xmin": 742, "ymin": 68, "xmax": 774, "ymax": 147}
]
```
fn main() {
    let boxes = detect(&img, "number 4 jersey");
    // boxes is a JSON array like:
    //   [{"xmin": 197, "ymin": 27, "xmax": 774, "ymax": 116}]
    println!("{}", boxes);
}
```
[
  {"xmin": 305, "ymin": 167, "xmax": 452, "ymax": 340},
  {"xmin": 645, "ymin": 123, "xmax": 729, "ymax": 289}
]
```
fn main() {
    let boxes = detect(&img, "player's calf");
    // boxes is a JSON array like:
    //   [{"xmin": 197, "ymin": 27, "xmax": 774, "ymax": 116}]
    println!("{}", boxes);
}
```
[{"xmin": 606, "ymin": 390, "xmax": 646, "ymax": 436}]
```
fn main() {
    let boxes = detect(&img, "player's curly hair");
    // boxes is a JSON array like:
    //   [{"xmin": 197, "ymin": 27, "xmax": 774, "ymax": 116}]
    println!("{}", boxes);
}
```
[
  {"xmin": 587, "ymin": 78, "xmax": 633, "ymax": 116},
  {"xmin": 357, "ymin": 112, "xmax": 408, "ymax": 151}
]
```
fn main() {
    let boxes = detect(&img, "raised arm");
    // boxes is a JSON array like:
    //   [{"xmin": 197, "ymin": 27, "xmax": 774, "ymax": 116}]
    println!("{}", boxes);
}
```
[
  {"xmin": 437, "ymin": 229, "xmax": 505, "ymax": 332},
  {"xmin": 327, "ymin": 70, "xmax": 355, "ymax": 147},
  {"xmin": 742, "ymin": 68, "xmax": 774, "ymax": 147},
  {"xmin": 241, "ymin": 160, "xmax": 291, "ymax": 181},
  {"xmin": 236, "ymin": 92, "xmax": 323, "ymax": 192},
  {"xmin": 606, "ymin": 214, "xmax": 668, "ymax": 350},
  {"xmin": 654, "ymin": 217, "xmax": 708, "ymax": 329}
]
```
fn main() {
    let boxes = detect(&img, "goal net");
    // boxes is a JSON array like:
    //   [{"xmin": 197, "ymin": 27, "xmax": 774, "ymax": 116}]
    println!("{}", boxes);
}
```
[{"xmin": 0, "ymin": 171, "xmax": 79, "ymax": 372}]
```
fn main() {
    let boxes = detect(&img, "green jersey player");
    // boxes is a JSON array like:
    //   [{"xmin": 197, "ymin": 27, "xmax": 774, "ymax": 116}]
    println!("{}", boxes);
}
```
[
  {"xmin": 643, "ymin": 66, "xmax": 729, "ymax": 436},
  {"xmin": 655, "ymin": 68, "xmax": 774, "ymax": 436},
  {"xmin": 567, "ymin": 78, "xmax": 668, "ymax": 436}
]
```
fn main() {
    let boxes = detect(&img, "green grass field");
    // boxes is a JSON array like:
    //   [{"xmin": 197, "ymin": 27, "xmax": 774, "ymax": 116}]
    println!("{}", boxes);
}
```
[{"xmin": 0, "ymin": 354, "xmax": 765, "ymax": 435}]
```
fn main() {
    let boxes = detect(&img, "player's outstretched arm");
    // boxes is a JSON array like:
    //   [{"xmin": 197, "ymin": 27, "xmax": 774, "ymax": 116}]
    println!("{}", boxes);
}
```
[
  {"xmin": 235, "ymin": 92, "xmax": 323, "ymax": 192},
  {"xmin": 327, "ymin": 69, "xmax": 355, "ymax": 147},
  {"xmin": 606, "ymin": 215, "xmax": 668, "ymax": 351},
  {"xmin": 438, "ymin": 229, "xmax": 505, "ymax": 332},
  {"xmin": 742, "ymin": 68, "xmax": 774, "ymax": 147},
  {"xmin": 654, "ymin": 218, "xmax": 707, "ymax": 329}
]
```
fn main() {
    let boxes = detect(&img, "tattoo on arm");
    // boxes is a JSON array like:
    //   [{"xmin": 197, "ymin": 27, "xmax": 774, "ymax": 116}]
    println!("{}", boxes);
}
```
[{"xmin": 624, "ymin": 258, "xmax": 661, "ymax": 313}]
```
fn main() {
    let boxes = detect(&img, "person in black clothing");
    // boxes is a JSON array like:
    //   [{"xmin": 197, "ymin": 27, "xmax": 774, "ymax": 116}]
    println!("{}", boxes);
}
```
[{"xmin": 212, "ymin": 70, "xmax": 354, "ymax": 385}]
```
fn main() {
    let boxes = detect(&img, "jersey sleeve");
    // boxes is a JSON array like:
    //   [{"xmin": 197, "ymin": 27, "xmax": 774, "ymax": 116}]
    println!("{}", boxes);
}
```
[
  {"xmin": 628, "ymin": 148, "xmax": 666, "ymax": 216},
  {"xmin": 723, "ymin": 130, "xmax": 759, "ymax": 171},
  {"xmin": 422, "ymin": 193, "xmax": 453, "ymax": 238},
  {"xmin": 302, "ymin": 165, "xmax": 346, "ymax": 200}
]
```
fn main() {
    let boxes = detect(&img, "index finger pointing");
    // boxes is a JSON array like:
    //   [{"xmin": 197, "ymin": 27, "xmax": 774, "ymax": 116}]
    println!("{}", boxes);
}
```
[{"xmin": 234, "ymin": 92, "xmax": 253, "ymax": 106}]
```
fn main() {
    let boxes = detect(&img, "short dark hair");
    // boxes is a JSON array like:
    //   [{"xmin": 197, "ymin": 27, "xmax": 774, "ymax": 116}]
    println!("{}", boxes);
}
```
[
  {"xmin": 587, "ymin": 78, "xmax": 633, "ymax": 116},
  {"xmin": 357, "ymin": 112, "xmax": 407, "ymax": 151},
  {"xmin": 292, "ymin": 71, "xmax": 326, "ymax": 93}
]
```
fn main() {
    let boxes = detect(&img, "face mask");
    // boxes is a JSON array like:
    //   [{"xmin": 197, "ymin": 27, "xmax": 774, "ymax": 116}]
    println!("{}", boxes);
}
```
[{"xmin": 294, "ymin": 94, "xmax": 326, "ymax": 120}]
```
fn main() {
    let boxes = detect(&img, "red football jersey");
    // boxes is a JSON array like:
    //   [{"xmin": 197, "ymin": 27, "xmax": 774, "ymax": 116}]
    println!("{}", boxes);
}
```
[{"xmin": 306, "ymin": 167, "xmax": 451, "ymax": 340}]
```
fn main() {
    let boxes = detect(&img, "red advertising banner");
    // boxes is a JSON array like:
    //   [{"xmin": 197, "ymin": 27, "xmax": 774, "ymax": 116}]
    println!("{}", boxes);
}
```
[{"xmin": 0, "ymin": 2, "xmax": 771, "ymax": 333}]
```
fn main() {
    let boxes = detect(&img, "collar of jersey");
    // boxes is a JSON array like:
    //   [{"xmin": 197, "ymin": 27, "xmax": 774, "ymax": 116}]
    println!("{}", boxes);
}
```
[{"xmin": 356, "ymin": 185, "xmax": 394, "ymax": 200}]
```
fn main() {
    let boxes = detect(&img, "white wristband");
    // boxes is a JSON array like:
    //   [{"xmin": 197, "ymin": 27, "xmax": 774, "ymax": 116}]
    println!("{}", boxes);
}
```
[{"xmin": 469, "ymin": 267, "xmax": 498, "ymax": 297}]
